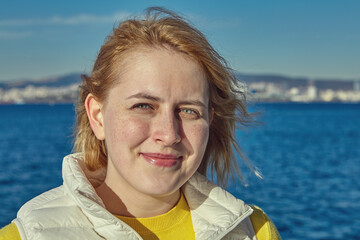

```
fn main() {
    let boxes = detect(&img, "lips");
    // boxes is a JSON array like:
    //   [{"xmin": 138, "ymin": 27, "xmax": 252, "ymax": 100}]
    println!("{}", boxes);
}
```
[{"xmin": 141, "ymin": 153, "xmax": 183, "ymax": 167}]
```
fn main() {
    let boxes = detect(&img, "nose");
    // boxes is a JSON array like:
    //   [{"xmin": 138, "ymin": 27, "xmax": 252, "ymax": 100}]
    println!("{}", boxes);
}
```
[{"xmin": 152, "ymin": 111, "xmax": 182, "ymax": 146}]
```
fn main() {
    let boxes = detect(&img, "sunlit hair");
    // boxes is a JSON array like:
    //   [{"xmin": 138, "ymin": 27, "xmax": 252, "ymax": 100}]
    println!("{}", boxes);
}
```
[{"xmin": 74, "ymin": 7, "xmax": 259, "ymax": 187}]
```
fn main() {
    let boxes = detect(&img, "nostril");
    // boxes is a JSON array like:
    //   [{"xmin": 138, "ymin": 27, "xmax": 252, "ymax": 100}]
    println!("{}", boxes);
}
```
[
  {"xmin": 155, "ymin": 130, "xmax": 181, "ymax": 146},
  {"xmin": 152, "ymin": 112, "xmax": 183, "ymax": 146},
  {"xmin": 154, "ymin": 125, "xmax": 181, "ymax": 145}
]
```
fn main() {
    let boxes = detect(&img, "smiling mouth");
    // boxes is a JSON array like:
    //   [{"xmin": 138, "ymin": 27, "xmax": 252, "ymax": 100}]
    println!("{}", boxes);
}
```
[{"xmin": 140, "ymin": 153, "xmax": 183, "ymax": 167}]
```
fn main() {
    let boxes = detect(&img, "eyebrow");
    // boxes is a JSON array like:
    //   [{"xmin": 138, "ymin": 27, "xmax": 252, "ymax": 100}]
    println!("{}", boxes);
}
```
[
  {"xmin": 126, "ymin": 92, "xmax": 207, "ymax": 108},
  {"xmin": 178, "ymin": 100, "xmax": 206, "ymax": 108},
  {"xmin": 126, "ymin": 93, "xmax": 161, "ymax": 102}
]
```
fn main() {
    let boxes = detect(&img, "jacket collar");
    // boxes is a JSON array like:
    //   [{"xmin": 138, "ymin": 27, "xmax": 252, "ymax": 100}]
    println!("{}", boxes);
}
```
[
  {"xmin": 183, "ymin": 172, "xmax": 253, "ymax": 239},
  {"xmin": 63, "ymin": 153, "xmax": 253, "ymax": 239}
]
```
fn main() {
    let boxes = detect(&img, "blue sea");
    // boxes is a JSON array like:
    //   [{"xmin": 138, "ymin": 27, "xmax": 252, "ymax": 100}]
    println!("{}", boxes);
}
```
[{"xmin": 0, "ymin": 103, "xmax": 359, "ymax": 239}]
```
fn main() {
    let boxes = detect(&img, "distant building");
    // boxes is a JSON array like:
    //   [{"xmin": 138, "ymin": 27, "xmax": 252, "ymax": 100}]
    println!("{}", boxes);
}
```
[
  {"xmin": 307, "ymin": 80, "xmax": 317, "ymax": 101},
  {"xmin": 354, "ymin": 80, "xmax": 360, "ymax": 92}
]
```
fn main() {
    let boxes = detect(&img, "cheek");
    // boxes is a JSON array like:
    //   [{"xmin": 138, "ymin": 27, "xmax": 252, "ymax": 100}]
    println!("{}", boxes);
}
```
[
  {"xmin": 184, "ymin": 123, "xmax": 209, "ymax": 154},
  {"xmin": 104, "ymin": 113, "xmax": 150, "ymax": 150}
]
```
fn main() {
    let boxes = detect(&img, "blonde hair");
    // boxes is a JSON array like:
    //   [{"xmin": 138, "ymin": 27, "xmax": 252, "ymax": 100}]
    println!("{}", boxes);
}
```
[{"xmin": 74, "ymin": 7, "xmax": 257, "ymax": 187}]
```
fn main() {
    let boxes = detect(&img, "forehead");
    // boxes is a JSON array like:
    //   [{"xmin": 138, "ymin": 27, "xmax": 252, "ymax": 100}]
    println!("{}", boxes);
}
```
[
  {"xmin": 115, "ymin": 46, "xmax": 202, "ymax": 75},
  {"xmin": 112, "ymin": 46, "xmax": 207, "ymax": 84},
  {"xmin": 107, "ymin": 46, "xmax": 210, "ymax": 103}
]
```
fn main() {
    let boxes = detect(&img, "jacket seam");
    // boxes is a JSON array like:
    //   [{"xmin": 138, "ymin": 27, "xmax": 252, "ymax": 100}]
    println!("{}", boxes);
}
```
[
  {"xmin": 12, "ymin": 218, "xmax": 28, "ymax": 240},
  {"xmin": 212, "ymin": 208, "xmax": 254, "ymax": 240},
  {"xmin": 187, "ymin": 174, "xmax": 250, "ymax": 216}
]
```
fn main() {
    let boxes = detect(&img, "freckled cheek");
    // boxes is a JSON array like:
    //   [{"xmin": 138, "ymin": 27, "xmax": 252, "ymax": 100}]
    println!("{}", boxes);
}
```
[
  {"xmin": 104, "ymin": 115, "xmax": 151, "ymax": 150},
  {"xmin": 184, "ymin": 123, "xmax": 210, "ymax": 152}
]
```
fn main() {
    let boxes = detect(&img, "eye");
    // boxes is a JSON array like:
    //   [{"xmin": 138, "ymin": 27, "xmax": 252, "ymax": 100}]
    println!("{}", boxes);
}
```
[
  {"xmin": 131, "ymin": 103, "xmax": 154, "ymax": 110},
  {"xmin": 179, "ymin": 108, "xmax": 200, "ymax": 119},
  {"xmin": 181, "ymin": 109, "xmax": 196, "ymax": 114}
]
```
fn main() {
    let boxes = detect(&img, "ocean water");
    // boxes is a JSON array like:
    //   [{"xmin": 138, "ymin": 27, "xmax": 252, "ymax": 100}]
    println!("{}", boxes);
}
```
[{"xmin": 0, "ymin": 103, "xmax": 359, "ymax": 239}]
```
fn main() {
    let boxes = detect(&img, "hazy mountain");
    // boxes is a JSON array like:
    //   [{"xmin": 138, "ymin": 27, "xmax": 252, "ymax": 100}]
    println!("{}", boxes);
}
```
[
  {"xmin": 0, "ymin": 73, "xmax": 82, "ymax": 90},
  {"xmin": 236, "ymin": 73, "xmax": 356, "ymax": 91},
  {"xmin": 0, "ymin": 72, "xmax": 356, "ymax": 91}
]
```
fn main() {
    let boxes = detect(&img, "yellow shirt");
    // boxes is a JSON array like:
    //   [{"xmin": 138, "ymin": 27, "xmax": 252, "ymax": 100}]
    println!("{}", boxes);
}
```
[
  {"xmin": 116, "ymin": 192, "xmax": 195, "ymax": 240},
  {"xmin": 0, "ymin": 221, "xmax": 21, "ymax": 240},
  {"xmin": 249, "ymin": 205, "xmax": 282, "ymax": 240}
]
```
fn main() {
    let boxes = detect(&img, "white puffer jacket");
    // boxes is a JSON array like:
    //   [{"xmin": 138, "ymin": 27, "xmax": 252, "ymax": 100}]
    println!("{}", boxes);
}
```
[{"xmin": 13, "ymin": 153, "xmax": 256, "ymax": 240}]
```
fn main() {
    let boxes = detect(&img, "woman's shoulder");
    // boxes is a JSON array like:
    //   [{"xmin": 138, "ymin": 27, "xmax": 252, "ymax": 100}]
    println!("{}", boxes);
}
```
[
  {"xmin": 249, "ymin": 205, "xmax": 281, "ymax": 240},
  {"xmin": 17, "ymin": 186, "xmax": 66, "ymax": 218},
  {"xmin": 0, "ymin": 223, "xmax": 21, "ymax": 240}
]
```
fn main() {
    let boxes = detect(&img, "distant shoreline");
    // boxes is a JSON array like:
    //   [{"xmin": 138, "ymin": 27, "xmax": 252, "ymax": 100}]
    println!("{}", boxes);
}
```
[{"xmin": 1, "ymin": 72, "xmax": 359, "ymax": 104}]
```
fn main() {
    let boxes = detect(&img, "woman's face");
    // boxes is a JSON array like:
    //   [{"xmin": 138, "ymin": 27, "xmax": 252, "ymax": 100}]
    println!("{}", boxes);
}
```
[{"xmin": 91, "ymin": 47, "xmax": 211, "ymax": 199}]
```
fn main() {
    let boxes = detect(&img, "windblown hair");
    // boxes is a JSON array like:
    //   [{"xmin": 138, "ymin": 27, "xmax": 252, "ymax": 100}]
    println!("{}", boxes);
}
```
[{"xmin": 74, "ymin": 7, "xmax": 258, "ymax": 187}]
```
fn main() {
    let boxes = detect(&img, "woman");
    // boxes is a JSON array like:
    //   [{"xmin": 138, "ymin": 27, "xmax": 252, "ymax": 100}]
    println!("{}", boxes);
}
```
[{"xmin": 0, "ymin": 7, "xmax": 280, "ymax": 239}]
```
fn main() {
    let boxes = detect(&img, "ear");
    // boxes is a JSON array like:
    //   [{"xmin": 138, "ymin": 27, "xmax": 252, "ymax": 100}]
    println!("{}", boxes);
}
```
[
  {"xmin": 209, "ymin": 108, "xmax": 214, "ymax": 125},
  {"xmin": 85, "ymin": 93, "xmax": 105, "ymax": 140}
]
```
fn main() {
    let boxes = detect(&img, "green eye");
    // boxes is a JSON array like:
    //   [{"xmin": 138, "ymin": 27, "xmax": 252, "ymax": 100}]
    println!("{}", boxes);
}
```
[
  {"xmin": 131, "ymin": 103, "xmax": 153, "ymax": 110},
  {"xmin": 179, "ymin": 108, "xmax": 200, "ymax": 119},
  {"xmin": 181, "ymin": 109, "xmax": 196, "ymax": 114},
  {"xmin": 137, "ymin": 104, "xmax": 151, "ymax": 109}
]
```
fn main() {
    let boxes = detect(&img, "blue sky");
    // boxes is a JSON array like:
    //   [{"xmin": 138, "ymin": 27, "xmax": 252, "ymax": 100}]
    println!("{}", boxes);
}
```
[{"xmin": 0, "ymin": 0, "xmax": 359, "ymax": 82}]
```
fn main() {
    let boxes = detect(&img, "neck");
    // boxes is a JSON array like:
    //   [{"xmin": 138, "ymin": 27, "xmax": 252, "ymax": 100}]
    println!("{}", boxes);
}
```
[{"xmin": 95, "ymin": 173, "xmax": 180, "ymax": 218}]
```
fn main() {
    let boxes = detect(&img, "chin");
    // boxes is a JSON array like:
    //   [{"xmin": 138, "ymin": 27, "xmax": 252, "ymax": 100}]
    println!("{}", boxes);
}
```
[{"xmin": 138, "ymin": 177, "xmax": 183, "ymax": 197}]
